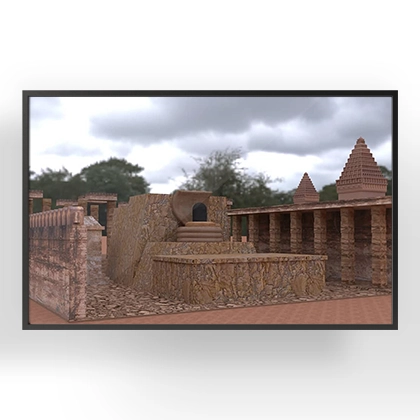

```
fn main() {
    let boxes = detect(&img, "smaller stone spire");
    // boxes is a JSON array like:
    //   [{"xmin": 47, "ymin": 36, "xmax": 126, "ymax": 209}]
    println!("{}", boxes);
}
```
[
  {"xmin": 293, "ymin": 172, "xmax": 320, "ymax": 204},
  {"xmin": 336, "ymin": 137, "xmax": 388, "ymax": 200}
]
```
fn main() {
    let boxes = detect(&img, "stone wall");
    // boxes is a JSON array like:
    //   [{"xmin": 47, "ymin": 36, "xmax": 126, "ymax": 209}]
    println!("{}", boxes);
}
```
[
  {"xmin": 107, "ymin": 193, "xmax": 231, "ymax": 288},
  {"xmin": 85, "ymin": 216, "xmax": 106, "ymax": 286},
  {"xmin": 153, "ymin": 253, "xmax": 327, "ymax": 304},
  {"xmin": 132, "ymin": 241, "xmax": 256, "ymax": 290},
  {"xmin": 29, "ymin": 207, "xmax": 87, "ymax": 321}
]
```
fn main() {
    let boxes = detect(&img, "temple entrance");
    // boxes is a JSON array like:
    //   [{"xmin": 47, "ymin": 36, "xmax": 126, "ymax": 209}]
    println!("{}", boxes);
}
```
[{"xmin": 192, "ymin": 202, "xmax": 207, "ymax": 221}]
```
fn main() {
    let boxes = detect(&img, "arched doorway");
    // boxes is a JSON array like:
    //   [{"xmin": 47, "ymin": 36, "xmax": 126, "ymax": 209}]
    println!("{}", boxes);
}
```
[{"xmin": 192, "ymin": 202, "xmax": 207, "ymax": 221}]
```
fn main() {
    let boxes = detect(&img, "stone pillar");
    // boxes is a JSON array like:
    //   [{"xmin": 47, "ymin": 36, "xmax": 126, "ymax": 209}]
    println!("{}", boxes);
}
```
[
  {"xmin": 231, "ymin": 215, "xmax": 242, "ymax": 242},
  {"xmin": 314, "ymin": 210, "xmax": 327, "ymax": 255},
  {"xmin": 90, "ymin": 204, "xmax": 99, "ymax": 221},
  {"xmin": 78, "ymin": 200, "xmax": 88, "ymax": 215},
  {"xmin": 106, "ymin": 201, "xmax": 117, "ymax": 239},
  {"xmin": 290, "ymin": 212, "xmax": 302, "ymax": 253},
  {"xmin": 340, "ymin": 208, "xmax": 355, "ymax": 283},
  {"xmin": 371, "ymin": 206, "xmax": 387, "ymax": 286},
  {"xmin": 248, "ymin": 214, "xmax": 259, "ymax": 247},
  {"xmin": 29, "ymin": 199, "xmax": 33, "ymax": 215},
  {"xmin": 42, "ymin": 198, "xmax": 52, "ymax": 212},
  {"xmin": 269, "ymin": 213, "xmax": 281, "ymax": 253}
]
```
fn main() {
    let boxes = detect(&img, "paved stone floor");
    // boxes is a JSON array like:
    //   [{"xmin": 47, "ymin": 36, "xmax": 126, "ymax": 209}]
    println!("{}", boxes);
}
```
[{"xmin": 29, "ymin": 295, "xmax": 393, "ymax": 325}]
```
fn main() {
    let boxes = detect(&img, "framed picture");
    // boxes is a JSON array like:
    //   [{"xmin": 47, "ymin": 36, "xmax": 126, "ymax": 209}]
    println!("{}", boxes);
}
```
[{"xmin": 23, "ymin": 91, "xmax": 397, "ymax": 329}]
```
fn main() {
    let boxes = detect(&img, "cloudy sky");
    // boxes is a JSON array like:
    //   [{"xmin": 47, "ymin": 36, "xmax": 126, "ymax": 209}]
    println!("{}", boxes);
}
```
[{"xmin": 29, "ymin": 95, "xmax": 393, "ymax": 194}]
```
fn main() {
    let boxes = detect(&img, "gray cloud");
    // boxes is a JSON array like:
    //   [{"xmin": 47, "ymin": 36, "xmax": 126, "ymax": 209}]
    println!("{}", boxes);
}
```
[
  {"xmin": 89, "ymin": 97, "xmax": 338, "ymax": 146},
  {"xmin": 30, "ymin": 97, "xmax": 63, "ymax": 123},
  {"xmin": 89, "ymin": 96, "xmax": 391, "ymax": 159},
  {"xmin": 44, "ymin": 143, "xmax": 98, "ymax": 157}
]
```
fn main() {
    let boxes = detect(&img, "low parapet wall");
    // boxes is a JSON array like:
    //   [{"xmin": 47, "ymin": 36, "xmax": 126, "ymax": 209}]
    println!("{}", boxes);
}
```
[
  {"xmin": 153, "ymin": 253, "xmax": 327, "ymax": 304},
  {"xmin": 29, "ymin": 207, "xmax": 87, "ymax": 321}
]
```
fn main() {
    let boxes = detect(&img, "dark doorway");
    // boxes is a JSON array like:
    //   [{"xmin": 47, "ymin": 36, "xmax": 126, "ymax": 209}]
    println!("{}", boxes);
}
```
[{"xmin": 192, "ymin": 203, "xmax": 207, "ymax": 221}]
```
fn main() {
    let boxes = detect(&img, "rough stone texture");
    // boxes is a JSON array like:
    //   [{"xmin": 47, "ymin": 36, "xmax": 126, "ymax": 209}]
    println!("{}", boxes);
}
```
[
  {"xmin": 129, "ymin": 241, "xmax": 256, "ymax": 291},
  {"xmin": 336, "ymin": 137, "xmax": 388, "ymax": 200},
  {"xmin": 314, "ymin": 209, "xmax": 327, "ymax": 255},
  {"xmin": 231, "ymin": 215, "xmax": 242, "ymax": 242},
  {"xmin": 269, "ymin": 213, "xmax": 281, "ymax": 253},
  {"xmin": 387, "ymin": 208, "xmax": 392, "ymax": 284},
  {"xmin": 29, "ymin": 206, "xmax": 87, "ymax": 321},
  {"xmin": 171, "ymin": 190, "xmax": 212, "ymax": 225},
  {"xmin": 152, "ymin": 253, "xmax": 327, "ymax": 304},
  {"xmin": 302, "ymin": 212, "xmax": 314, "ymax": 254},
  {"xmin": 290, "ymin": 212, "xmax": 302, "ymax": 253},
  {"xmin": 106, "ymin": 193, "xmax": 231, "ymax": 288},
  {"xmin": 208, "ymin": 196, "xmax": 230, "ymax": 241},
  {"xmin": 340, "ymin": 207, "xmax": 355, "ymax": 283},
  {"xmin": 280, "ymin": 213, "xmax": 291, "ymax": 252},
  {"xmin": 84, "ymin": 216, "xmax": 106, "ymax": 286},
  {"xmin": 248, "ymin": 214, "xmax": 259, "ymax": 248},
  {"xmin": 371, "ymin": 206, "xmax": 387, "ymax": 286},
  {"xmin": 90, "ymin": 204, "xmax": 99, "ymax": 221},
  {"xmin": 42, "ymin": 198, "xmax": 52, "ymax": 212},
  {"xmin": 56, "ymin": 199, "xmax": 78, "ymax": 207},
  {"xmin": 326, "ymin": 211, "xmax": 341, "ymax": 281},
  {"xmin": 82, "ymin": 279, "xmax": 391, "ymax": 321},
  {"xmin": 29, "ymin": 190, "xmax": 43, "ymax": 199},
  {"xmin": 78, "ymin": 192, "xmax": 118, "ymax": 203},
  {"xmin": 176, "ymin": 221, "xmax": 223, "ymax": 242},
  {"xmin": 293, "ymin": 173, "xmax": 320, "ymax": 204},
  {"xmin": 258, "ymin": 214, "xmax": 270, "ymax": 253},
  {"xmin": 354, "ymin": 210, "xmax": 372, "ymax": 281}
]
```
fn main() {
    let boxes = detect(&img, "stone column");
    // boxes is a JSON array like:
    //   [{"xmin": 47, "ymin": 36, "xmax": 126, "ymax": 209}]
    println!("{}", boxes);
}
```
[
  {"xmin": 371, "ymin": 206, "xmax": 387, "ymax": 286},
  {"xmin": 290, "ymin": 212, "xmax": 302, "ymax": 254},
  {"xmin": 248, "ymin": 214, "xmax": 259, "ymax": 248},
  {"xmin": 42, "ymin": 198, "xmax": 52, "ymax": 212},
  {"xmin": 314, "ymin": 210, "xmax": 327, "ymax": 255},
  {"xmin": 269, "ymin": 213, "xmax": 281, "ymax": 253},
  {"xmin": 90, "ymin": 204, "xmax": 99, "ymax": 221},
  {"xmin": 29, "ymin": 199, "xmax": 33, "ymax": 215},
  {"xmin": 340, "ymin": 208, "xmax": 355, "ymax": 283},
  {"xmin": 78, "ymin": 200, "xmax": 88, "ymax": 215},
  {"xmin": 106, "ymin": 201, "xmax": 117, "ymax": 239},
  {"xmin": 231, "ymin": 215, "xmax": 242, "ymax": 242}
]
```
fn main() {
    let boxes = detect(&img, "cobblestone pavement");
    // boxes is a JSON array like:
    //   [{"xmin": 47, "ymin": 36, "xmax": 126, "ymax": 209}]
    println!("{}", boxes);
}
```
[{"xmin": 83, "ymin": 279, "xmax": 392, "ymax": 321}]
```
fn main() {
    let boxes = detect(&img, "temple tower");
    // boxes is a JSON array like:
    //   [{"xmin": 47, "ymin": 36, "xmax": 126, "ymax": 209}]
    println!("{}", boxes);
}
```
[{"xmin": 336, "ymin": 137, "xmax": 388, "ymax": 200}]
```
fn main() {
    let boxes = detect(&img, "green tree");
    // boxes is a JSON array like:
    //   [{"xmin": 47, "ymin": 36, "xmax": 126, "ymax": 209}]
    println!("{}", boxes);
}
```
[
  {"xmin": 79, "ymin": 157, "xmax": 150, "ymax": 203},
  {"xmin": 379, "ymin": 165, "xmax": 392, "ymax": 196},
  {"xmin": 30, "ymin": 167, "xmax": 88, "ymax": 210},
  {"xmin": 179, "ymin": 148, "xmax": 285, "ymax": 208},
  {"xmin": 319, "ymin": 183, "xmax": 338, "ymax": 202}
]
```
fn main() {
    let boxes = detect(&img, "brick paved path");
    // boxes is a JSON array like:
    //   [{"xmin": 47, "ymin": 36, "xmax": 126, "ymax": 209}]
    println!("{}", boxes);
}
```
[{"xmin": 29, "ymin": 295, "xmax": 392, "ymax": 325}]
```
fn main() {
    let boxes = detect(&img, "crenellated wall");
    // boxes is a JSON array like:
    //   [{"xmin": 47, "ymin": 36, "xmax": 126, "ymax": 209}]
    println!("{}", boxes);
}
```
[{"xmin": 29, "ymin": 206, "xmax": 87, "ymax": 321}]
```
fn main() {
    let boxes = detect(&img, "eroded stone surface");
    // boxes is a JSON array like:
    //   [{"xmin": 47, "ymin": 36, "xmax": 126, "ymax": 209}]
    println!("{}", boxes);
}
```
[
  {"xmin": 82, "ymin": 279, "xmax": 392, "ymax": 321},
  {"xmin": 107, "ymin": 193, "xmax": 231, "ymax": 288},
  {"xmin": 152, "ymin": 253, "xmax": 327, "ymax": 304}
]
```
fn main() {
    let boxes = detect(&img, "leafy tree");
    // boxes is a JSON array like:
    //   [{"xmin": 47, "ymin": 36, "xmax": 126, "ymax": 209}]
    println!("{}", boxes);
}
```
[
  {"xmin": 379, "ymin": 165, "xmax": 392, "ymax": 196},
  {"xmin": 319, "ymin": 183, "xmax": 338, "ymax": 202},
  {"xmin": 30, "ymin": 167, "xmax": 88, "ymax": 210},
  {"xmin": 179, "ymin": 148, "xmax": 285, "ymax": 208},
  {"xmin": 79, "ymin": 157, "xmax": 150, "ymax": 203}
]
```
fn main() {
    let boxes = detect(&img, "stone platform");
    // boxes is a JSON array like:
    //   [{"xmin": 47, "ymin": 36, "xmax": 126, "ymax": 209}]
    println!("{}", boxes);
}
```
[{"xmin": 152, "ymin": 253, "xmax": 327, "ymax": 304}]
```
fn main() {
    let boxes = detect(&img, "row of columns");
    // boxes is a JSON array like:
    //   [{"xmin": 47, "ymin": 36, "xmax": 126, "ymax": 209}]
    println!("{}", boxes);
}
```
[{"xmin": 231, "ymin": 205, "xmax": 388, "ymax": 286}]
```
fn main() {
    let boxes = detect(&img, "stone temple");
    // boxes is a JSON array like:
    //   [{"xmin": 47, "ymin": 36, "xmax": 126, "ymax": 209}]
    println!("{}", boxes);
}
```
[{"xmin": 28, "ymin": 137, "xmax": 392, "ymax": 321}]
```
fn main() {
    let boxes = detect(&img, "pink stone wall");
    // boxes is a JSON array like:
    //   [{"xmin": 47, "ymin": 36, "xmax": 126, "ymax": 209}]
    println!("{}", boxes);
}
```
[{"xmin": 29, "ymin": 207, "xmax": 87, "ymax": 321}]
